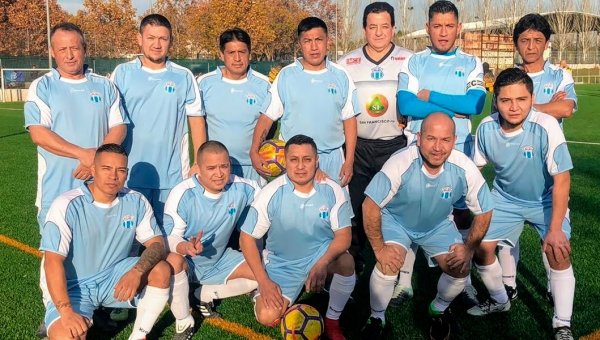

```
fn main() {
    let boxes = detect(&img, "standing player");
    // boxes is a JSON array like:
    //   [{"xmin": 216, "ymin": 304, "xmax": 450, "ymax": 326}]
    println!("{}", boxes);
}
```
[
  {"xmin": 197, "ymin": 28, "xmax": 271, "ymax": 186},
  {"xmin": 338, "ymin": 2, "xmax": 412, "ymax": 274},
  {"xmin": 40, "ymin": 144, "xmax": 170, "ymax": 340},
  {"xmin": 471, "ymin": 68, "xmax": 575, "ymax": 340},
  {"xmin": 241, "ymin": 135, "xmax": 355, "ymax": 340},
  {"xmin": 25, "ymin": 22, "xmax": 127, "ymax": 232},
  {"xmin": 361, "ymin": 113, "xmax": 493, "ymax": 339},
  {"xmin": 497, "ymin": 14, "xmax": 578, "ymax": 301},
  {"xmin": 163, "ymin": 141, "xmax": 259, "ymax": 339},
  {"xmin": 393, "ymin": 0, "xmax": 486, "ymax": 305},
  {"xmin": 111, "ymin": 14, "xmax": 206, "ymax": 225},
  {"xmin": 250, "ymin": 17, "xmax": 360, "ymax": 187}
]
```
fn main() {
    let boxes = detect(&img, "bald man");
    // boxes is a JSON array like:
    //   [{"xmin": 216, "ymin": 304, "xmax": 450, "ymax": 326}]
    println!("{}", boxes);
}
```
[{"xmin": 361, "ymin": 113, "xmax": 493, "ymax": 339}]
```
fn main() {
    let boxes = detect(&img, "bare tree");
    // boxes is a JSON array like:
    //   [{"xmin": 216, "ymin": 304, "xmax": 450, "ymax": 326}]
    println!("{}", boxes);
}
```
[
  {"xmin": 397, "ymin": 0, "xmax": 414, "ymax": 47},
  {"xmin": 575, "ymin": 0, "xmax": 598, "ymax": 63},
  {"xmin": 545, "ymin": 2, "xmax": 575, "ymax": 61},
  {"xmin": 336, "ymin": 0, "xmax": 360, "ymax": 56}
]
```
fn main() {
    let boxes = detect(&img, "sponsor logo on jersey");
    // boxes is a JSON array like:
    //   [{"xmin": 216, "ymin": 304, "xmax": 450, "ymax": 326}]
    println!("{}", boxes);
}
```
[
  {"xmin": 466, "ymin": 79, "xmax": 484, "ymax": 91},
  {"xmin": 310, "ymin": 78, "xmax": 323, "ymax": 84},
  {"xmin": 346, "ymin": 57, "xmax": 361, "ymax": 65},
  {"xmin": 440, "ymin": 186, "xmax": 453, "ymax": 200},
  {"xmin": 121, "ymin": 214, "xmax": 136, "ymax": 229},
  {"xmin": 319, "ymin": 205, "xmax": 330, "ymax": 219},
  {"xmin": 543, "ymin": 83, "xmax": 554, "ymax": 95},
  {"xmin": 147, "ymin": 76, "xmax": 161, "ymax": 81},
  {"xmin": 230, "ymin": 88, "xmax": 244, "ymax": 94},
  {"xmin": 327, "ymin": 83, "xmax": 338, "ymax": 95},
  {"xmin": 365, "ymin": 94, "xmax": 389, "ymax": 117},
  {"xmin": 454, "ymin": 67, "xmax": 465, "ymax": 77},
  {"xmin": 391, "ymin": 55, "xmax": 406, "ymax": 62},
  {"xmin": 246, "ymin": 93, "xmax": 257, "ymax": 105},
  {"xmin": 371, "ymin": 66, "xmax": 384, "ymax": 80},
  {"xmin": 164, "ymin": 81, "xmax": 176, "ymax": 93},
  {"xmin": 89, "ymin": 91, "xmax": 102, "ymax": 103},
  {"xmin": 522, "ymin": 145, "xmax": 534, "ymax": 159},
  {"xmin": 227, "ymin": 203, "xmax": 237, "ymax": 215}
]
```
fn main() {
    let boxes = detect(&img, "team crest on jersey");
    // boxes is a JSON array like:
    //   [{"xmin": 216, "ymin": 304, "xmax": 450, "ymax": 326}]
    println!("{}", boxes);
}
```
[
  {"xmin": 440, "ymin": 186, "xmax": 453, "ymax": 200},
  {"xmin": 346, "ymin": 57, "xmax": 361, "ymax": 65},
  {"xmin": 522, "ymin": 145, "xmax": 534, "ymax": 159},
  {"xmin": 365, "ymin": 94, "xmax": 389, "ymax": 117},
  {"xmin": 543, "ymin": 83, "xmax": 554, "ymax": 95},
  {"xmin": 371, "ymin": 66, "xmax": 384, "ymax": 80},
  {"xmin": 454, "ymin": 67, "xmax": 465, "ymax": 77},
  {"xmin": 327, "ymin": 83, "xmax": 338, "ymax": 95},
  {"xmin": 246, "ymin": 93, "xmax": 257, "ymax": 105},
  {"xmin": 121, "ymin": 215, "xmax": 136, "ymax": 229},
  {"xmin": 164, "ymin": 81, "xmax": 176, "ymax": 93},
  {"xmin": 227, "ymin": 203, "xmax": 237, "ymax": 216},
  {"xmin": 89, "ymin": 91, "xmax": 102, "ymax": 103},
  {"xmin": 318, "ymin": 205, "xmax": 330, "ymax": 220}
]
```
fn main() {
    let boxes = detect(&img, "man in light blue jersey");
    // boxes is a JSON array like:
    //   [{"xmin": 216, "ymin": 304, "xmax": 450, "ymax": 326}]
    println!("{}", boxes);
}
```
[
  {"xmin": 111, "ymin": 14, "xmax": 206, "ymax": 225},
  {"xmin": 241, "ymin": 135, "xmax": 355, "ymax": 340},
  {"xmin": 361, "ymin": 113, "xmax": 493, "ymax": 340},
  {"xmin": 250, "ymin": 17, "xmax": 360, "ymax": 187},
  {"xmin": 198, "ymin": 28, "xmax": 271, "ymax": 186},
  {"xmin": 471, "ymin": 68, "xmax": 575, "ymax": 340},
  {"xmin": 163, "ymin": 141, "xmax": 259, "ymax": 339},
  {"xmin": 40, "ymin": 144, "xmax": 171, "ymax": 340},
  {"xmin": 497, "ymin": 14, "xmax": 578, "ymax": 302},
  {"xmin": 25, "ymin": 23, "xmax": 127, "ymax": 232}
]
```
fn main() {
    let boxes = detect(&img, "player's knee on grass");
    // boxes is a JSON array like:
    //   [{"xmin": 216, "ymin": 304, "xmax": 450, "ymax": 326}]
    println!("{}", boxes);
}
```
[
  {"xmin": 474, "ymin": 241, "xmax": 498, "ymax": 266},
  {"xmin": 255, "ymin": 297, "xmax": 286, "ymax": 327},
  {"xmin": 147, "ymin": 260, "xmax": 171, "ymax": 288},
  {"xmin": 48, "ymin": 318, "xmax": 89, "ymax": 340},
  {"xmin": 329, "ymin": 252, "xmax": 355, "ymax": 276},
  {"xmin": 544, "ymin": 246, "xmax": 572, "ymax": 270},
  {"xmin": 166, "ymin": 252, "xmax": 187, "ymax": 273},
  {"xmin": 436, "ymin": 253, "xmax": 469, "ymax": 279}
]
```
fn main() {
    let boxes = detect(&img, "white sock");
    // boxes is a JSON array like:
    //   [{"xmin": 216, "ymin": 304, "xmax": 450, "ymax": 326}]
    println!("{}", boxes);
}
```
[
  {"xmin": 397, "ymin": 244, "xmax": 416, "ymax": 288},
  {"xmin": 431, "ymin": 273, "xmax": 467, "ymax": 314},
  {"xmin": 326, "ymin": 273, "xmax": 355, "ymax": 320},
  {"xmin": 550, "ymin": 266, "xmax": 575, "ymax": 328},
  {"xmin": 129, "ymin": 286, "xmax": 169, "ymax": 340},
  {"xmin": 169, "ymin": 271, "xmax": 194, "ymax": 331},
  {"xmin": 369, "ymin": 266, "xmax": 396, "ymax": 322},
  {"xmin": 498, "ymin": 243, "xmax": 519, "ymax": 288},
  {"xmin": 542, "ymin": 250, "xmax": 552, "ymax": 293},
  {"xmin": 476, "ymin": 258, "xmax": 508, "ymax": 304},
  {"xmin": 200, "ymin": 278, "xmax": 258, "ymax": 303}
]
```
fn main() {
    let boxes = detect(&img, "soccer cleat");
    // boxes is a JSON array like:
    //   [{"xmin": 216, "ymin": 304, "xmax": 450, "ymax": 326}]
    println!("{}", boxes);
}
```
[
  {"xmin": 198, "ymin": 301, "xmax": 222, "ymax": 319},
  {"xmin": 172, "ymin": 325, "xmax": 194, "ymax": 340},
  {"xmin": 109, "ymin": 308, "xmax": 129, "ymax": 321},
  {"xmin": 388, "ymin": 286, "xmax": 414, "ymax": 307},
  {"xmin": 324, "ymin": 317, "xmax": 346, "ymax": 340},
  {"xmin": 360, "ymin": 317, "xmax": 385, "ymax": 340},
  {"xmin": 554, "ymin": 326, "xmax": 574, "ymax": 340},
  {"xmin": 429, "ymin": 310, "xmax": 452, "ymax": 340},
  {"xmin": 466, "ymin": 298, "xmax": 511, "ymax": 316},
  {"xmin": 458, "ymin": 285, "xmax": 479, "ymax": 308},
  {"xmin": 504, "ymin": 284, "xmax": 518, "ymax": 301}
]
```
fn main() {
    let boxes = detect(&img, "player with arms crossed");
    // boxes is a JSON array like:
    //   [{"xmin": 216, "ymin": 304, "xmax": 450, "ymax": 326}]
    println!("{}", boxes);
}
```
[
  {"xmin": 197, "ymin": 28, "xmax": 271, "ymax": 186},
  {"xmin": 250, "ymin": 17, "xmax": 359, "ymax": 187},
  {"xmin": 338, "ymin": 2, "xmax": 413, "ymax": 274},
  {"xmin": 393, "ymin": 0, "xmax": 486, "ymax": 306},
  {"xmin": 471, "ymin": 68, "xmax": 575, "ymax": 340},
  {"xmin": 361, "ymin": 113, "xmax": 493, "ymax": 340},
  {"xmin": 41, "ymin": 144, "xmax": 170, "ymax": 340},
  {"xmin": 163, "ymin": 141, "xmax": 259, "ymax": 339},
  {"xmin": 241, "ymin": 135, "xmax": 355, "ymax": 340}
]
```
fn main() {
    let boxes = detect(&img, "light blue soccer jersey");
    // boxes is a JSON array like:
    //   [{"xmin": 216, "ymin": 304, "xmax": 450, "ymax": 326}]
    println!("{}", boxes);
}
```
[
  {"xmin": 24, "ymin": 68, "xmax": 127, "ymax": 212},
  {"xmin": 198, "ymin": 67, "xmax": 270, "ymax": 167},
  {"xmin": 365, "ymin": 145, "xmax": 493, "ymax": 233},
  {"xmin": 241, "ymin": 175, "xmax": 352, "ymax": 261},
  {"xmin": 40, "ymin": 184, "xmax": 160, "ymax": 281},
  {"xmin": 163, "ymin": 174, "xmax": 259, "ymax": 265},
  {"xmin": 262, "ymin": 59, "xmax": 360, "ymax": 152},
  {"xmin": 398, "ymin": 47, "xmax": 485, "ymax": 143},
  {"xmin": 526, "ymin": 60, "xmax": 577, "ymax": 125},
  {"xmin": 111, "ymin": 58, "xmax": 203, "ymax": 189},
  {"xmin": 474, "ymin": 109, "xmax": 573, "ymax": 203}
]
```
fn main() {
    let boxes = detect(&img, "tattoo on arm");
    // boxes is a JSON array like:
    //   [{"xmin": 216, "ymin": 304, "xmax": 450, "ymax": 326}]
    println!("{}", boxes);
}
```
[
  {"xmin": 133, "ymin": 242, "xmax": 166, "ymax": 274},
  {"xmin": 55, "ymin": 301, "xmax": 72, "ymax": 310}
]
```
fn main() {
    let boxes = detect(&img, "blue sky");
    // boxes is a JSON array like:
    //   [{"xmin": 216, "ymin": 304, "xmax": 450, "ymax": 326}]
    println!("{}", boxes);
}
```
[{"xmin": 58, "ymin": 0, "xmax": 151, "ymax": 14}]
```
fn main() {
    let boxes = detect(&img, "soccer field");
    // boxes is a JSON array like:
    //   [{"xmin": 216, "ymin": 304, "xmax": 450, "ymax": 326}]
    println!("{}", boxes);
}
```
[{"xmin": 1, "ymin": 85, "xmax": 599, "ymax": 339}]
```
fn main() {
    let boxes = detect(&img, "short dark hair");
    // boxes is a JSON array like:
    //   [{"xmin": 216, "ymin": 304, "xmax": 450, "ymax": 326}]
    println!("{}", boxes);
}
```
[
  {"xmin": 297, "ymin": 17, "xmax": 328, "ymax": 37},
  {"xmin": 285, "ymin": 135, "xmax": 317, "ymax": 155},
  {"xmin": 140, "ymin": 14, "xmax": 172, "ymax": 35},
  {"xmin": 493, "ymin": 68, "xmax": 534, "ymax": 99},
  {"xmin": 50, "ymin": 22, "xmax": 86, "ymax": 50},
  {"xmin": 513, "ymin": 13, "xmax": 553, "ymax": 45},
  {"xmin": 219, "ymin": 28, "xmax": 251, "ymax": 53},
  {"xmin": 96, "ymin": 143, "xmax": 127, "ymax": 158},
  {"xmin": 428, "ymin": 0, "xmax": 459, "ymax": 21},
  {"xmin": 363, "ymin": 2, "xmax": 395, "ymax": 28},
  {"xmin": 197, "ymin": 141, "xmax": 229, "ymax": 163}
]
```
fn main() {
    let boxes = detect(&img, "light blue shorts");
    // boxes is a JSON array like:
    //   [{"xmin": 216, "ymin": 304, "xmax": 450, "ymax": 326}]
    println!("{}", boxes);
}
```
[
  {"xmin": 382, "ymin": 211, "xmax": 463, "ymax": 267},
  {"xmin": 318, "ymin": 147, "xmax": 345, "ymax": 185},
  {"xmin": 130, "ymin": 187, "xmax": 172, "ymax": 226},
  {"xmin": 45, "ymin": 257, "xmax": 140, "ymax": 329},
  {"xmin": 187, "ymin": 247, "xmax": 245, "ymax": 285},
  {"xmin": 483, "ymin": 190, "xmax": 571, "ymax": 247}
]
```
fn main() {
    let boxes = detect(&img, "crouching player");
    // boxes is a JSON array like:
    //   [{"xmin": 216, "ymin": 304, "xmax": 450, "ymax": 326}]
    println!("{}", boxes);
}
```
[
  {"xmin": 240, "ymin": 135, "xmax": 356, "ymax": 340},
  {"xmin": 471, "ymin": 68, "xmax": 575, "ymax": 340},
  {"xmin": 164, "ymin": 141, "xmax": 260, "ymax": 339},
  {"xmin": 40, "ymin": 144, "xmax": 170, "ymax": 340}
]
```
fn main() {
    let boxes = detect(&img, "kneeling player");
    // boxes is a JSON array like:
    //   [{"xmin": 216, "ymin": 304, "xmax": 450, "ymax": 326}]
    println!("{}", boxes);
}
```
[
  {"xmin": 41, "ymin": 144, "xmax": 170, "ymax": 340},
  {"xmin": 362, "ymin": 113, "xmax": 493, "ymax": 340},
  {"xmin": 471, "ymin": 68, "xmax": 575, "ymax": 340},
  {"xmin": 164, "ymin": 141, "xmax": 259, "ymax": 339},
  {"xmin": 240, "ymin": 135, "xmax": 356, "ymax": 340}
]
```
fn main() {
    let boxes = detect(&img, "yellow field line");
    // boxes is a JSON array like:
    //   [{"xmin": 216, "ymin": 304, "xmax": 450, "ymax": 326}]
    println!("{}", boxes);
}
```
[
  {"xmin": 581, "ymin": 330, "xmax": 600, "ymax": 340},
  {"xmin": 0, "ymin": 234, "xmax": 273, "ymax": 340}
]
